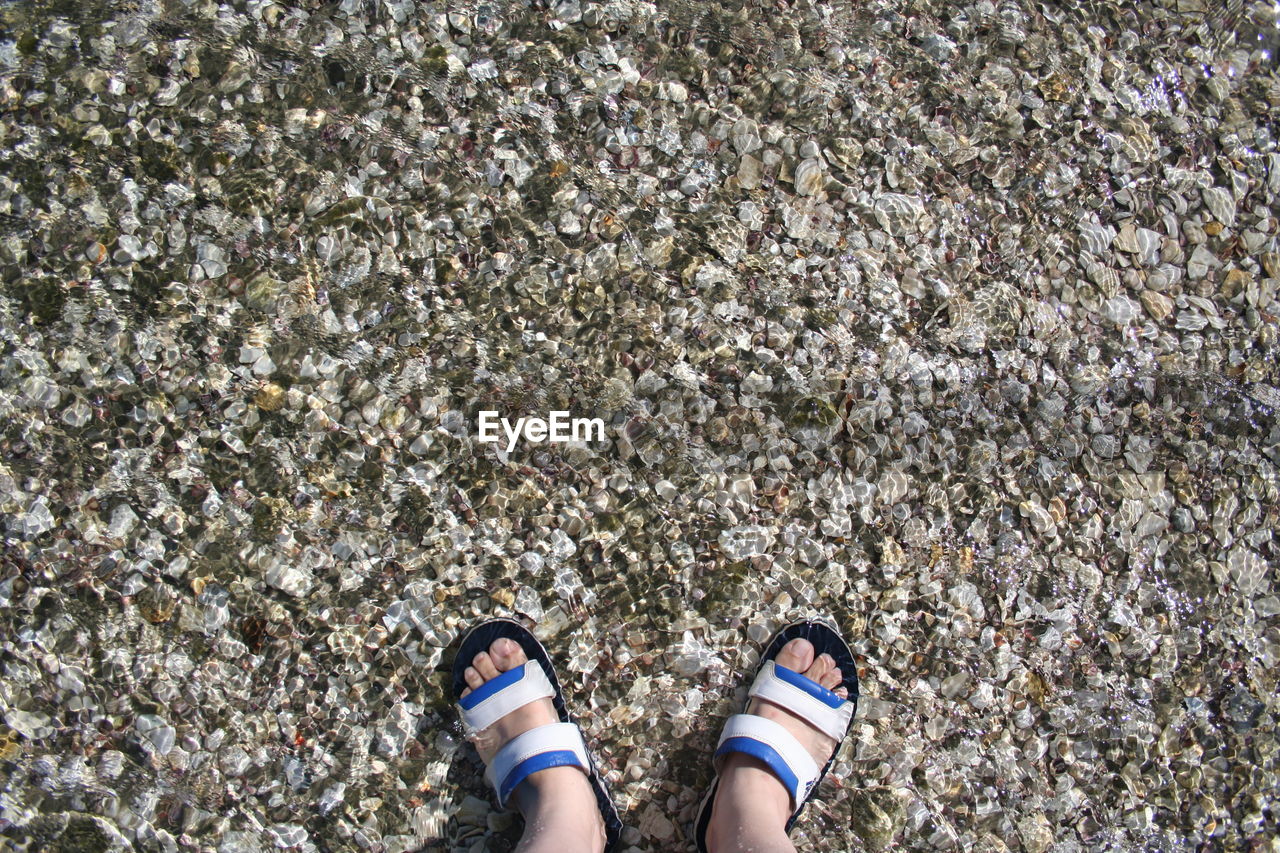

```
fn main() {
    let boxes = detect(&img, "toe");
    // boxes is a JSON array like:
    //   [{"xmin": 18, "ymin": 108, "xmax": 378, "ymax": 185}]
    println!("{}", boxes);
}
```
[
  {"xmin": 473, "ymin": 651, "xmax": 500, "ymax": 680},
  {"xmin": 463, "ymin": 666, "xmax": 484, "ymax": 694},
  {"xmin": 776, "ymin": 637, "xmax": 815, "ymax": 673},
  {"xmin": 800, "ymin": 651, "xmax": 830, "ymax": 682},
  {"xmin": 489, "ymin": 637, "xmax": 528, "ymax": 672},
  {"xmin": 816, "ymin": 654, "xmax": 842, "ymax": 690}
]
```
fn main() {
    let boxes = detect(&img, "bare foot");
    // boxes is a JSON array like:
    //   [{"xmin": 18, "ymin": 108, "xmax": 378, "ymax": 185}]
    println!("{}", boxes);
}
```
[
  {"xmin": 705, "ymin": 638, "xmax": 848, "ymax": 852},
  {"xmin": 460, "ymin": 638, "xmax": 561, "ymax": 762},
  {"xmin": 460, "ymin": 638, "xmax": 605, "ymax": 852},
  {"xmin": 742, "ymin": 637, "xmax": 847, "ymax": 770}
]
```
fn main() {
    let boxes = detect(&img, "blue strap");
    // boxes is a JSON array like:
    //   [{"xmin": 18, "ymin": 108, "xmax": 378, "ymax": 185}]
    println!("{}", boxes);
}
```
[
  {"xmin": 773, "ymin": 663, "xmax": 846, "ymax": 709},
  {"xmin": 486, "ymin": 723, "xmax": 592, "ymax": 808},
  {"xmin": 716, "ymin": 736, "xmax": 801, "ymax": 803},
  {"xmin": 712, "ymin": 715, "xmax": 821, "ymax": 811},
  {"xmin": 748, "ymin": 661, "xmax": 854, "ymax": 742},
  {"xmin": 498, "ymin": 750, "xmax": 587, "ymax": 804},
  {"xmin": 458, "ymin": 665, "xmax": 525, "ymax": 710}
]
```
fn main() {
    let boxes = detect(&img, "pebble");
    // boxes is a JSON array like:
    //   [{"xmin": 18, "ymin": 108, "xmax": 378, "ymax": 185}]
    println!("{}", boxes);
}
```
[
  {"xmin": 1200, "ymin": 186, "xmax": 1237, "ymax": 228},
  {"xmin": 133, "ymin": 715, "xmax": 175, "ymax": 755},
  {"xmin": 794, "ymin": 158, "xmax": 827, "ymax": 196},
  {"xmin": 873, "ymin": 193, "xmax": 927, "ymax": 235},
  {"xmin": 1140, "ymin": 290, "xmax": 1174, "ymax": 323},
  {"xmin": 737, "ymin": 154, "xmax": 764, "ymax": 190}
]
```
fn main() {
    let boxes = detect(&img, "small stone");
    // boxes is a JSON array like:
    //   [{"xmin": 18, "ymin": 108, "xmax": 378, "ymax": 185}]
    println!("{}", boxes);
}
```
[
  {"xmin": 1102, "ymin": 295, "xmax": 1138, "ymax": 324},
  {"xmin": 1221, "ymin": 268, "xmax": 1251, "ymax": 299},
  {"xmin": 1112, "ymin": 222, "xmax": 1140, "ymax": 253},
  {"xmin": 718, "ymin": 525, "xmax": 775, "ymax": 560},
  {"xmin": 1187, "ymin": 245, "xmax": 1220, "ymax": 279},
  {"xmin": 1140, "ymin": 290, "xmax": 1173, "ymax": 323},
  {"xmin": 1018, "ymin": 813, "xmax": 1054, "ymax": 853},
  {"xmin": 638, "ymin": 805, "xmax": 674, "ymax": 841},
  {"xmin": 264, "ymin": 560, "xmax": 312, "ymax": 597},
  {"xmin": 731, "ymin": 117, "xmax": 762, "ymax": 155},
  {"xmin": 134, "ymin": 715, "xmax": 175, "ymax": 755},
  {"xmin": 877, "ymin": 468, "xmax": 910, "ymax": 504},
  {"xmin": 1079, "ymin": 222, "xmax": 1116, "ymax": 256},
  {"xmin": 456, "ymin": 795, "xmax": 490, "ymax": 826},
  {"xmin": 793, "ymin": 158, "xmax": 826, "ymax": 196},
  {"xmin": 107, "ymin": 504, "xmax": 139, "ymax": 538},
  {"xmin": 873, "ymin": 193, "xmax": 927, "ymax": 235},
  {"xmin": 940, "ymin": 672, "xmax": 970, "ymax": 699},
  {"xmin": 661, "ymin": 80, "xmax": 688, "ymax": 102},
  {"xmin": 846, "ymin": 787, "xmax": 906, "ymax": 851},
  {"xmin": 1171, "ymin": 507, "xmax": 1195, "ymax": 533},
  {"xmin": 137, "ymin": 583, "xmax": 177, "ymax": 623},
  {"xmin": 254, "ymin": 382, "xmax": 286, "ymax": 411},
  {"xmin": 1227, "ymin": 546, "xmax": 1267, "ymax": 596},
  {"xmin": 1201, "ymin": 186, "xmax": 1237, "ymax": 228},
  {"xmin": 116, "ymin": 234, "xmax": 146, "ymax": 262}
]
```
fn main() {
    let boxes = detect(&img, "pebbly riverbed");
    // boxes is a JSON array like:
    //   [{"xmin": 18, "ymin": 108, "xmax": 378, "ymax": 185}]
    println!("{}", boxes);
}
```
[{"xmin": 1, "ymin": 0, "xmax": 1278, "ymax": 850}]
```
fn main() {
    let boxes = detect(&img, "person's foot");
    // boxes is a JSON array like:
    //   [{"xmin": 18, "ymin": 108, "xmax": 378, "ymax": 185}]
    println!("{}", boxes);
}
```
[
  {"xmin": 460, "ymin": 638, "xmax": 606, "ymax": 851},
  {"xmin": 704, "ymin": 638, "xmax": 848, "ymax": 851}
]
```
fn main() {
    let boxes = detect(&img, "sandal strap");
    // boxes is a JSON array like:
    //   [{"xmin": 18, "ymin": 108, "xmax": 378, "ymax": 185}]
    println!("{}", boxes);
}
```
[
  {"xmin": 485, "ymin": 722, "xmax": 590, "ymax": 808},
  {"xmin": 458, "ymin": 661, "xmax": 555, "ymax": 732},
  {"xmin": 748, "ymin": 660, "xmax": 855, "ymax": 742},
  {"xmin": 713, "ymin": 714, "xmax": 821, "ymax": 810}
]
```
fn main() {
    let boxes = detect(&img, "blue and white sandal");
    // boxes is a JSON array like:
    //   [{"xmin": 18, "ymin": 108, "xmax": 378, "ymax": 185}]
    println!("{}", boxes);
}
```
[
  {"xmin": 693, "ymin": 619, "xmax": 860, "ymax": 851},
  {"xmin": 451, "ymin": 618, "xmax": 623, "ymax": 851}
]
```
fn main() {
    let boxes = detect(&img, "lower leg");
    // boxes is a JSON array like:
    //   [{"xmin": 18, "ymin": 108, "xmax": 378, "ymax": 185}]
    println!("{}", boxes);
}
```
[
  {"xmin": 705, "ymin": 638, "xmax": 849, "ymax": 853},
  {"xmin": 511, "ymin": 766, "xmax": 606, "ymax": 853},
  {"xmin": 705, "ymin": 755, "xmax": 797, "ymax": 853},
  {"xmin": 459, "ymin": 639, "xmax": 605, "ymax": 853}
]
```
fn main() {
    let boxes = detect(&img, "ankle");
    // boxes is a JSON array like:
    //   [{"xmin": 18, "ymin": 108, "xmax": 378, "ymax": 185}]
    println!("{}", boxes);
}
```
[
  {"xmin": 719, "ymin": 754, "xmax": 792, "ymax": 814},
  {"xmin": 511, "ymin": 767, "xmax": 606, "ymax": 848},
  {"xmin": 706, "ymin": 756, "xmax": 793, "ymax": 851}
]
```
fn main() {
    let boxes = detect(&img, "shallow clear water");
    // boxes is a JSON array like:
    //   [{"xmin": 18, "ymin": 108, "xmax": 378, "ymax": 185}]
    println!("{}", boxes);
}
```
[{"xmin": 0, "ymin": 0, "xmax": 1278, "ymax": 850}]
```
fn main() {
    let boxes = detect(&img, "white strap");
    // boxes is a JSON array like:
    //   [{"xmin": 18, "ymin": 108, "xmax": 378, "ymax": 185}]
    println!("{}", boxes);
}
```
[
  {"xmin": 459, "ymin": 661, "xmax": 555, "ymax": 733},
  {"xmin": 714, "ymin": 714, "xmax": 821, "ymax": 809},
  {"xmin": 484, "ymin": 722, "xmax": 589, "ymax": 808},
  {"xmin": 748, "ymin": 660, "xmax": 855, "ymax": 742}
]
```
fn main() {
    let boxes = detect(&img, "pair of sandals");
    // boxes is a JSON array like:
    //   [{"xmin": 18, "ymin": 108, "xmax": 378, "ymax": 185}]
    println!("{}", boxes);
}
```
[{"xmin": 451, "ymin": 617, "xmax": 859, "ymax": 851}]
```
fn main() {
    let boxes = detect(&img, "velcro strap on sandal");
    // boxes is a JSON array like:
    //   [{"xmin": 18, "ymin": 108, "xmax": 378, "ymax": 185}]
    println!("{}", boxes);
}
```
[
  {"xmin": 713, "ymin": 714, "xmax": 821, "ymax": 809},
  {"xmin": 458, "ymin": 661, "xmax": 555, "ymax": 733},
  {"xmin": 748, "ymin": 660, "xmax": 855, "ymax": 742},
  {"xmin": 484, "ymin": 722, "xmax": 590, "ymax": 808}
]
